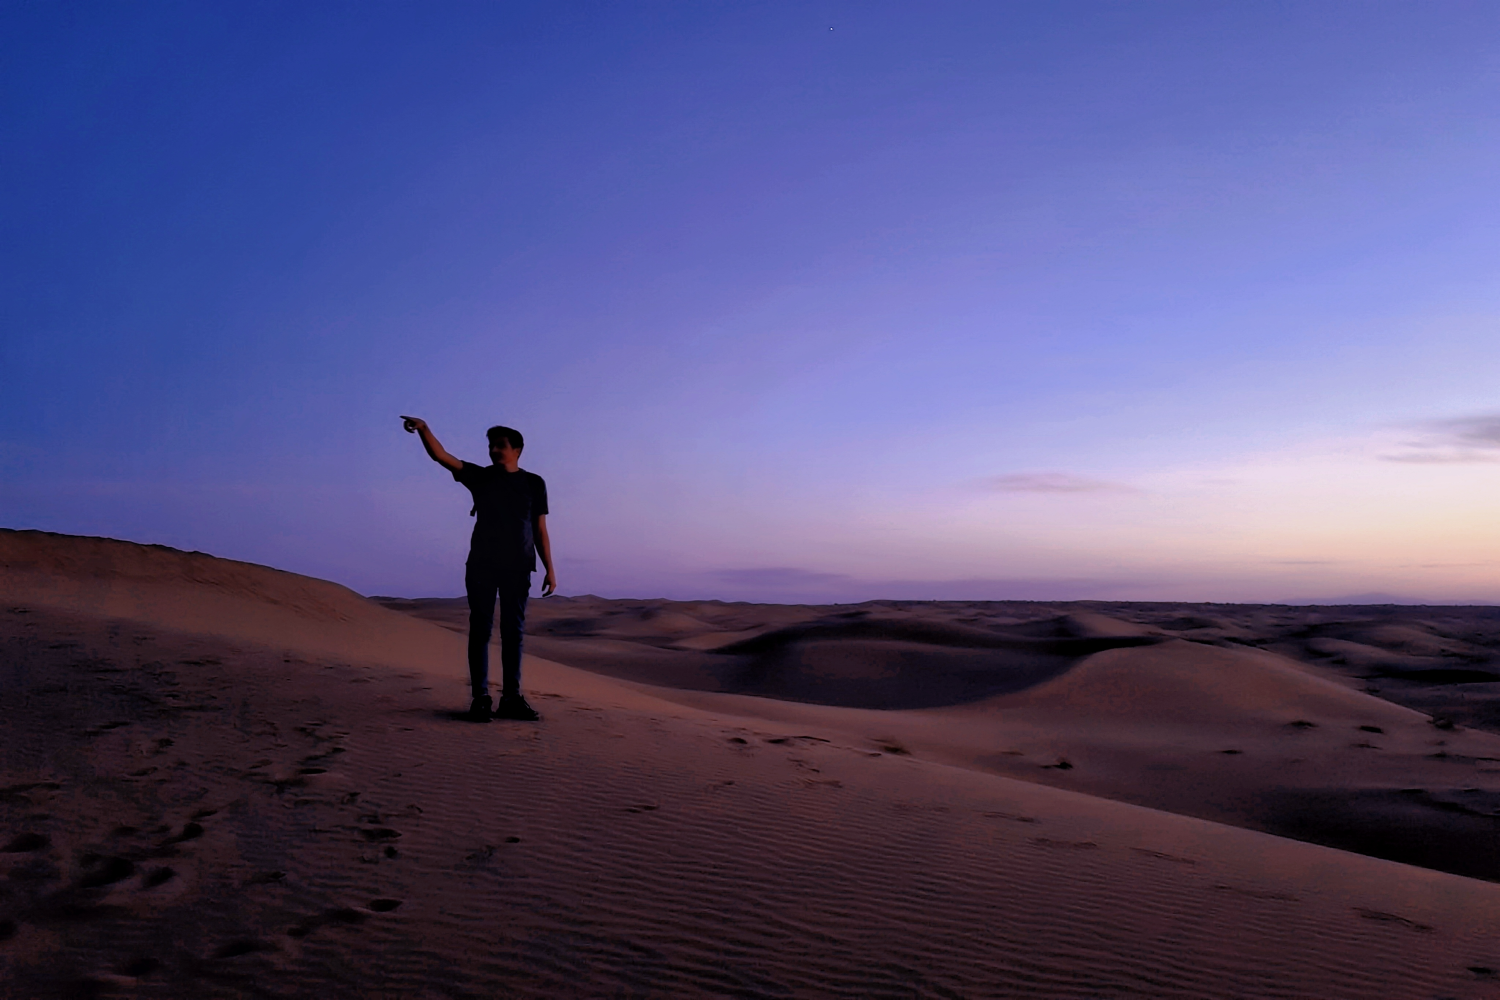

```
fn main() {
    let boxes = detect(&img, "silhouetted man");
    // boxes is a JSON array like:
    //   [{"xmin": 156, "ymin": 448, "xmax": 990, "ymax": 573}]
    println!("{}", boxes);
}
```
[{"xmin": 401, "ymin": 416, "xmax": 555, "ymax": 722}]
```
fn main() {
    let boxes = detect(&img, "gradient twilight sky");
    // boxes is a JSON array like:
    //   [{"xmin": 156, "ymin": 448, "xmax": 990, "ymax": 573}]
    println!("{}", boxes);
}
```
[{"xmin": 5, "ymin": 2, "xmax": 1500, "ymax": 604}]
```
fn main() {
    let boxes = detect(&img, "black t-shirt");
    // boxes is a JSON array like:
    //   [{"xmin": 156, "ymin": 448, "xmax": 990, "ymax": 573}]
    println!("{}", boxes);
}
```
[{"xmin": 452, "ymin": 461, "xmax": 549, "ymax": 571}]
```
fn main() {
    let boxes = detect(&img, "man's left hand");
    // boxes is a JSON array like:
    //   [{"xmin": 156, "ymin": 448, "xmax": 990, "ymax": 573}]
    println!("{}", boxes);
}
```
[{"xmin": 541, "ymin": 570, "xmax": 557, "ymax": 597}]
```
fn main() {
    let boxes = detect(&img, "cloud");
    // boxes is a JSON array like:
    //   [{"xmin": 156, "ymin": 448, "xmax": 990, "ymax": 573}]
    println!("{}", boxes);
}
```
[
  {"xmin": 976, "ymin": 472, "xmax": 1137, "ymax": 494},
  {"xmin": 1275, "ymin": 591, "xmax": 1434, "ymax": 606},
  {"xmin": 1445, "ymin": 414, "xmax": 1500, "ymax": 448},
  {"xmin": 1382, "ymin": 450, "xmax": 1499, "ymax": 464},
  {"xmin": 1381, "ymin": 413, "xmax": 1500, "ymax": 464}
]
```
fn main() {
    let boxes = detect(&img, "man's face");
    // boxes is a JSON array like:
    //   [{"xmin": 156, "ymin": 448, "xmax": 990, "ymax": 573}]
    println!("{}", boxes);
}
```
[{"xmin": 489, "ymin": 437, "xmax": 522, "ymax": 468}]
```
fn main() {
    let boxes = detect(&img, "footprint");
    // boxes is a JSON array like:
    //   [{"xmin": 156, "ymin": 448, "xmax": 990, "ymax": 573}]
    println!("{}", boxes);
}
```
[
  {"xmin": 368, "ymin": 898, "xmax": 402, "ymax": 912},
  {"xmin": 461, "ymin": 845, "xmax": 495, "ymax": 866},
  {"xmin": 142, "ymin": 867, "xmax": 176, "ymax": 888},
  {"xmin": 121, "ymin": 957, "xmax": 160, "ymax": 977},
  {"xmin": 322, "ymin": 906, "xmax": 368, "ymax": 925},
  {"xmin": 287, "ymin": 906, "xmax": 368, "ymax": 938},
  {"xmin": 359, "ymin": 828, "xmax": 401, "ymax": 842},
  {"xmin": 79, "ymin": 856, "xmax": 135, "ymax": 888},
  {"xmin": 2, "ymin": 832, "xmax": 48, "ymax": 852},
  {"xmin": 0, "ymin": 782, "xmax": 62, "ymax": 804},
  {"xmin": 981, "ymin": 811, "xmax": 1037, "ymax": 824},
  {"xmin": 166, "ymin": 822, "xmax": 204, "ymax": 843},
  {"xmin": 1355, "ymin": 907, "xmax": 1433, "ymax": 932}
]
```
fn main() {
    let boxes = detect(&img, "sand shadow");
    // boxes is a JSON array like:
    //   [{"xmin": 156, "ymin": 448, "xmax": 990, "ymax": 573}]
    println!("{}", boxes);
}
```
[
  {"xmin": 1259, "ymin": 786, "xmax": 1500, "ymax": 883},
  {"xmin": 522, "ymin": 613, "xmax": 1165, "ymax": 711},
  {"xmin": 711, "ymin": 617, "xmax": 1163, "ymax": 710}
]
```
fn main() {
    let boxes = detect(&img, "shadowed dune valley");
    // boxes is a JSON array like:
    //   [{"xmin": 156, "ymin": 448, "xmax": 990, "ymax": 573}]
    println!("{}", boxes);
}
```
[{"xmin": 5, "ymin": 529, "xmax": 1500, "ymax": 999}]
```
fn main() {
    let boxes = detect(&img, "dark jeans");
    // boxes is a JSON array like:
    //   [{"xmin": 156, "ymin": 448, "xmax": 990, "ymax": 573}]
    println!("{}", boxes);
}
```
[{"xmin": 465, "ymin": 561, "xmax": 531, "ymax": 699}]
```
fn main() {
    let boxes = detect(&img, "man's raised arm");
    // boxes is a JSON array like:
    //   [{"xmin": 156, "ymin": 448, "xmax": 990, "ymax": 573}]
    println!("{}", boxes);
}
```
[{"xmin": 400, "ymin": 416, "xmax": 463, "ymax": 472}]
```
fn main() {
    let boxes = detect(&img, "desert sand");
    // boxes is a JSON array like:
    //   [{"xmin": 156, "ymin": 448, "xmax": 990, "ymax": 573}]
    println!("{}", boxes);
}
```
[{"xmin": 4, "ymin": 529, "xmax": 1500, "ymax": 998}]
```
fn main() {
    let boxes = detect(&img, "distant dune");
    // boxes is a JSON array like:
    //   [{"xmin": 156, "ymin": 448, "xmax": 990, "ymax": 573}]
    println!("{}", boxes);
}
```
[{"xmin": 5, "ymin": 529, "xmax": 1500, "ymax": 998}]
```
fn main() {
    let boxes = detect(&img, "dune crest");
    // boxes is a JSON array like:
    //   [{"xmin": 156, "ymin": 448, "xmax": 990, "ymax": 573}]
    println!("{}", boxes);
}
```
[
  {"xmin": 1, "ymin": 529, "xmax": 474, "ymax": 679},
  {"xmin": 1004, "ymin": 639, "xmax": 1422, "ymax": 724}
]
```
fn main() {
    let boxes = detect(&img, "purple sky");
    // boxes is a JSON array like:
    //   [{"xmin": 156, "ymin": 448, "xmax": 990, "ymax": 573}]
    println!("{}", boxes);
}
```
[{"xmin": 6, "ymin": 2, "xmax": 1500, "ymax": 603}]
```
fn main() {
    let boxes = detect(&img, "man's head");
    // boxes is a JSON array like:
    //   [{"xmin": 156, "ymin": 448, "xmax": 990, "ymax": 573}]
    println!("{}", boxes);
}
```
[{"xmin": 486, "ymin": 425, "xmax": 524, "ymax": 470}]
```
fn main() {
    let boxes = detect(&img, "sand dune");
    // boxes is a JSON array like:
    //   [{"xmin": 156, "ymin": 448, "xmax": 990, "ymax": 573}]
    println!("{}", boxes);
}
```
[
  {"xmin": 384, "ymin": 588, "xmax": 1500, "ymax": 881},
  {"xmin": 4, "ymin": 530, "xmax": 1500, "ymax": 998},
  {"xmin": 0, "ymin": 530, "xmax": 464, "ymax": 677}
]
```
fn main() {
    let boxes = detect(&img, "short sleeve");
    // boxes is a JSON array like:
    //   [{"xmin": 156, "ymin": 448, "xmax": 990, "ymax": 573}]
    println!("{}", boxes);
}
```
[
  {"xmin": 533, "ymin": 474, "xmax": 549, "ymax": 516},
  {"xmin": 452, "ymin": 460, "xmax": 480, "ymax": 485}
]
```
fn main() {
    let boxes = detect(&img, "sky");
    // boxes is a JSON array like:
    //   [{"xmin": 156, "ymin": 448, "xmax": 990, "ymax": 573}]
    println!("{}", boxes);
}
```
[{"xmin": 5, "ymin": 1, "xmax": 1500, "ymax": 604}]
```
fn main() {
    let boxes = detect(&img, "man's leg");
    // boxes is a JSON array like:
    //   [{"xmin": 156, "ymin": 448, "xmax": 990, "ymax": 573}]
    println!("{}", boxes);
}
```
[
  {"xmin": 464, "ymin": 561, "xmax": 499, "ymax": 717},
  {"xmin": 494, "ymin": 574, "xmax": 539, "ymax": 720},
  {"xmin": 496, "ymin": 574, "xmax": 531, "ymax": 698}
]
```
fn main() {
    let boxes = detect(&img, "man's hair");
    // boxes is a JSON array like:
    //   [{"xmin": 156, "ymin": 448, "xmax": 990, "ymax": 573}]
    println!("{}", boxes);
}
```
[{"xmin": 486, "ymin": 425, "xmax": 524, "ymax": 452}]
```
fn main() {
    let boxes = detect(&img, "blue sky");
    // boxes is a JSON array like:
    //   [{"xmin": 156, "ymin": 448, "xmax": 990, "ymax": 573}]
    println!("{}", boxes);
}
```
[{"xmin": 5, "ymin": 2, "xmax": 1500, "ymax": 602}]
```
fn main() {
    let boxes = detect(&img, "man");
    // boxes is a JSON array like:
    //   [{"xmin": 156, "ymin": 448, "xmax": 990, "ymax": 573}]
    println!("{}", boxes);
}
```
[{"xmin": 401, "ymin": 416, "xmax": 556, "ymax": 722}]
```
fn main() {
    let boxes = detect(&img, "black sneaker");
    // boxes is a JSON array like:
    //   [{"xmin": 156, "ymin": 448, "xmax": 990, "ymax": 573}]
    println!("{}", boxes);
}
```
[
  {"xmin": 467, "ymin": 694, "xmax": 493, "ymax": 723},
  {"xmin": 493, "ymin": 694, "xmax": 540, "ymax": 722}
]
